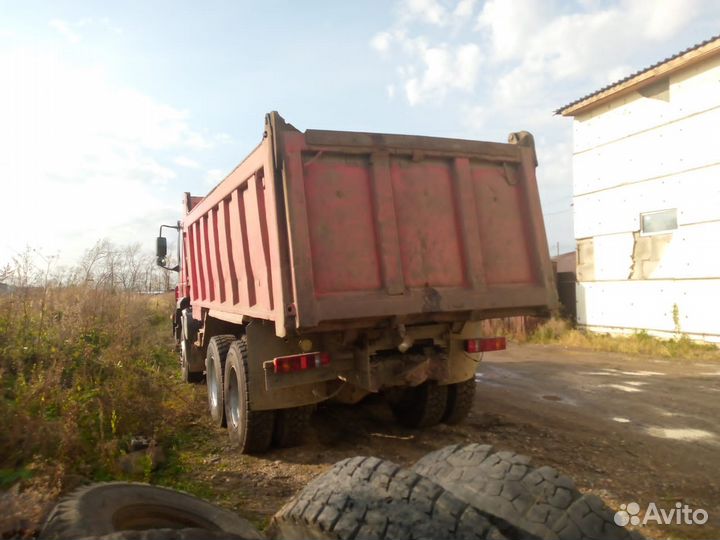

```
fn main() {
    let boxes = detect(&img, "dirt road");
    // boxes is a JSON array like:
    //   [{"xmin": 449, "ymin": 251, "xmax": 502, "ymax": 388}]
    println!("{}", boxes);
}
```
[{"xmin": 182, "ymin": 343, "xmax": 720, "ymax": 539}]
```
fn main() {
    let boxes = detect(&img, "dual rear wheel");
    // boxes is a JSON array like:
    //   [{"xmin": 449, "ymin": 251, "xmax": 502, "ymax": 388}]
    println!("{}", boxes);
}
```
[
  {"xmin": 203, "ymin": 335, "xmax": 476, "ymax": 452},
  {"xmin": 205, "ymin": 335, "xmax": 311, "ymax": 454},
  {"xmin": 389, "ymin": 377, "xmax": 476, "ymax": 428}
]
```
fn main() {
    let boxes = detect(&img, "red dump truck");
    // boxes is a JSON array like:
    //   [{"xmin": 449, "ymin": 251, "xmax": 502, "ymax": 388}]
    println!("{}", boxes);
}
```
[{"xmin": 156, "ymin": 112, "xmax": 557, "ymax": 453}]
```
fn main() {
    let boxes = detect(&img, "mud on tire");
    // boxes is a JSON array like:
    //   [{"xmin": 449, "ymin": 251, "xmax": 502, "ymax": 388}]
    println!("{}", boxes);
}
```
[
  {"xmin": 224, "ymin": 338, "xmax": 275, "ymax": 454},
  {"xmin": 269, "ymin": 456, "xmax": 508, "ymax": 540},
  {"xmin": 273, "ymin": 406, "xmax": 313, "ymax": 448},
  {"xmin": 389, "ymin": 381, "xmax": 448, "ymax": 428},
  {"xmin": 180, "ymin": 333, "xmax": 204, "ymax": 384},
  {"xmin": 413, "ymin": 443, "xmax": 583, "ymax": 539},
  {"xmin": 443, "ymin": 377, "xmax": 476, "ymax": 424},
  {"xmin": 39, "ymin": 482, "xmax": 262, "ymax": 540}
]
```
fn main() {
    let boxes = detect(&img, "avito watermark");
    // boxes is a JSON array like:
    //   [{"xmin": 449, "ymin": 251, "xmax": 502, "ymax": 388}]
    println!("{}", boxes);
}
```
[{"xmin": 614, "ymin": 502, "xmax": 709, "ymax": 527}]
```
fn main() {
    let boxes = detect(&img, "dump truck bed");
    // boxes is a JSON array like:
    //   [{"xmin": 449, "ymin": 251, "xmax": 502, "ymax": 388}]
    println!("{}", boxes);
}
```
[{"xmin": 180, "ymin": 113, "xmax": 557, "ymax": 337}]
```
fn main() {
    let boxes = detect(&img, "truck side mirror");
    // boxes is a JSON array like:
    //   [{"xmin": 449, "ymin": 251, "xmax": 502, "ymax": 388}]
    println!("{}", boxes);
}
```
[{"xmin": 156, "ymin": 236, "xmax": 167, "ymax": 266}]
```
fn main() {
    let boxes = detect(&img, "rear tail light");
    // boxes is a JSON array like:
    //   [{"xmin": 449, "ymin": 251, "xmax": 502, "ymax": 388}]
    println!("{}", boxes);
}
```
[
  {"xmin": 273, "ymin": 352, "xmax": 330, "ymax": 374},
  {"xmin": 465, "ymin": 337, "xmax": 506, "ymax": 353}
]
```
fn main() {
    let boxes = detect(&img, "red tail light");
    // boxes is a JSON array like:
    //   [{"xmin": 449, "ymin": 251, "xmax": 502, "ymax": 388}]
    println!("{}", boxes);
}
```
[
  {"xmin": 465, "ymin": 337, "xmax": 506, "ymax": 353},
  {"xmin": 273, "ymin": 352, "xmax": 330, "ymax": 374}
]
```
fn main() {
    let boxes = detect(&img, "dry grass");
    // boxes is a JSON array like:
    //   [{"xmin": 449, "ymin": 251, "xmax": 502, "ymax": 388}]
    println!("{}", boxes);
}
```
[
  {"xmin": 527, "ymin": 317, "xmax": 720, "ymax": 360},
  {"xmin": 0, "ymin": 286, "xmax": 201, "ymax": 537}
]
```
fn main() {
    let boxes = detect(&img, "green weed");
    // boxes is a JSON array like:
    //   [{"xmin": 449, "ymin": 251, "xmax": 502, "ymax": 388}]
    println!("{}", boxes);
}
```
[{"xmin": 527, "ymin": 317, "xmax": 719, "ymax": 360}]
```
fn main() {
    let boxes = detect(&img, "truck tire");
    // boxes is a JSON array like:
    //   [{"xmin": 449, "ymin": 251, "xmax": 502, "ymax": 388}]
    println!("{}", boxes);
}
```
[
  {"xmin": 413, "ymin": 444, "xmax": 582, "ymax": 539},
  {"xmin": 180, "ymin": 333, "xmax": 203, "ymax": 384},
  {"xmin": 269, "ymin": 456, "xmax": 507, "ymax": 540},
  {"xmin": 552, "ymin": 494, "xmax": 644, "ymax": 540},
  {"xmin": 443, "ymin": 377, "xmax": 476, "ymax": 424},
  {"xmin": 206, "ymin": 335, "xmax": 235, "ymax": 427},
  {"xmin": 389, "ymin": 381, "xmax": 448, "ymax": 428},
  {"xmin": 272, "ymin": 406, "xmax": 313, "ymax": 448},
  {"xmin": 39, "ymin": 482, "xmax": 262, "ymax": 540},
  {"xmin": 223, "ymin": 338, "xmax": 275, "ymax": 454},
  {"xmin": 76, "ymin": 530, "xmax": 251, "ymax": 540}
]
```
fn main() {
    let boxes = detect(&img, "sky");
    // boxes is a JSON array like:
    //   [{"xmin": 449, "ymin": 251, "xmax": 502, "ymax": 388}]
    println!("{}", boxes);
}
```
[{"xmin": 2, "ymin": 0, "xmax": 720, "ymax": 267}]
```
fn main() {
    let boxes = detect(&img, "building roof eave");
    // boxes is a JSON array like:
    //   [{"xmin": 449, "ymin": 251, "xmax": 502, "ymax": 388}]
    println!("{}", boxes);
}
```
[{"xmin": 556, "ymin": 35, "xmax": 720, "ymax": 117}]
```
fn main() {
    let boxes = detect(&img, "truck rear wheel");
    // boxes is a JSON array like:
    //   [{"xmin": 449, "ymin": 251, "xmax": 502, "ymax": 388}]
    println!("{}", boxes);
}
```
[
  {"xmin": 389, "ymin": 381, "xmax": 448, "ymax": 428},
  {"xmin": 205, "ymin": 335, "xmax": 235, "ymax": 427},
  {"xmin": 272, "ymin": 406, "xmax": 313, "ymax": 448},
  {"xmin": 442, "ymin": 377, "xmax": 476, "ymax": 424},
  {"xmin": 224, "ymin": 338, "xmax": 275, "ymax": 454},
  {"xmin": 180, "ymin": 332, "xmax": 204, "ymax": 384}
]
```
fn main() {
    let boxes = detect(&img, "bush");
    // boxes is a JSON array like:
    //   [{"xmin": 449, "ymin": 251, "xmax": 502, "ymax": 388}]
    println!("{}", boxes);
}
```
[
  {"xmin": 528, "ymin": 317, "xmax": 719, "ymax": 360},
  {"xmin": 0, "ymin": 286, "xmax": 196, "ymax": 479}
]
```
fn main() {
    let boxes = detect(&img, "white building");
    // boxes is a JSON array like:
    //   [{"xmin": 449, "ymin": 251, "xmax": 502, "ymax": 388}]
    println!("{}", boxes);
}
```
[{"xmin": 557, "ymin": 36, "xmax": 720, "ymax": 343}]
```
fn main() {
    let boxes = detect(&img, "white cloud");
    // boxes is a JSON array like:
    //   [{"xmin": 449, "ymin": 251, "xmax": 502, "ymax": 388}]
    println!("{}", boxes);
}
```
[
  {"xmin": 371, "ymin": 31, "xmax": 393, "ymax": 52},
  {"xmin": 633, "ymin": 0, "xmax": 700, "ymax": 40},
  {"xmin": 379, "ymin": 0, "xmax": 719, "ymax": 111},
  {"xmin": 214, "ymin": 132, "xmax": 233, "ymax": 144},
  {"xmin": 475, "ymin": 0, "xmax": 548, "ymax": 61},
  {"xmin": 393, "ymin": 0, "xmax": 478, "ymax": 29},
  {"xmin": 462, "ymin": 104, "xmax": 485, "ymax": 129},
  {"xmin": 401, "ymin": 0, "xmax": 448, "ymax": 26},
  {"xmin": 204, "ymin": 169, "xmax": 225, "ymax": 186},
  {"xmin": 174, "ymin": 156, "xmax": 200, "ymax": 169},
  {"xmin": 370, "ymin": 0, "xmax": 720, "ymax": 253},
  {"xmin": 605, "ymin": 64, "xmax": 633, "ymax": 85},
  {"xmin": 49, "ymin": 19, "xmax": 81, "ymax": 44},
  {"xmin": 0, "ymin": 48, "xmax": 217, "ymax": 265},
  {"xmin": 453, "ymin": 0, "xmax": 477, "ymax": 20},
  {"xmin": 48, "ymin": 17, "xmax": 125, "ymax": 44},
  {"xmin": 477, "ymin": 0, "xmax": 711, "ymax": 87},
  {"xmin": 401, "ymin": 40, "xmax": 483, "ymax": 105}
]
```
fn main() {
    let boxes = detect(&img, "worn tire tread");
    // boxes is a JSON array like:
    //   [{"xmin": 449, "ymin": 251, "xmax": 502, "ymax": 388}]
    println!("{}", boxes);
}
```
[
  {"xmin": 390, "ymin": 382, "xmax": 448, "ymax": 428},
  {"xmin": 270, "ymin": 456, "xmax": 509, "ymax": 540},
  {"xmin": 273, "ymin": 406, "xmax": 313, "ymax": 448},
  {"xmin": 443, "ymin": 378, "xmax": 476, "ymax": 425},
  {"xmin": 552, "ymin": 494, "xmax": 643, "ymax": 540},
  {"xmin": 224, "ymin": 338, "xmax": 275, "ymax": 454},
  {"xmin": 414, "ymin": 444, "xmax": 583, "ymax": 539}
]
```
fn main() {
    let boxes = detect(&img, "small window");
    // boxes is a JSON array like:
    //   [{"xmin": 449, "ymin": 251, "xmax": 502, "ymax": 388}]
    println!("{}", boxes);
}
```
[{"xmin": 641, "ymin": 209, "xmax": 677, "ymax": 235}]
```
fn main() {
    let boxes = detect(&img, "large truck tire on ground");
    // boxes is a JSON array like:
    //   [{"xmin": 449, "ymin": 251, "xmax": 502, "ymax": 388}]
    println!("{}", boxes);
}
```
[
  {"xmin": 156, "ymin": 112, "xmax": 558, "ymax": 453},
  {"xmin": 38, "ymin": 448, "xmax": 642, "ymax": 540}
]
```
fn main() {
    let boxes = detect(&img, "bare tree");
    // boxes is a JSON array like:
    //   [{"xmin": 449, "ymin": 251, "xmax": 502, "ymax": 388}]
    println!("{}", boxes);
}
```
[
  {"xmin": 79, "ymin": 239, "xmax": 112, "ymax": 284},
  {"xmin": 120, "ymin": 243, "xmax": 144, "ymax": 291},
  {"xmin": 4, "ymin": 240, "xmax": 178, "ymax": 294}
]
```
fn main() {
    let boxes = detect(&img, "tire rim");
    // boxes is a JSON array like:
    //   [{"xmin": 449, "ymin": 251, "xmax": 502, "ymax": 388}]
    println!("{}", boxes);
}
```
[
  {"xmin": 208, "ymin": 355, "xmax": 218, "ymax": 409},
  {"xmin": 180, "ymin": 340, "xmax": 187, "ymax": 368},
  {"xmin": 227, "ymin": 366, "xmax": 240, "ymax": 429}
]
